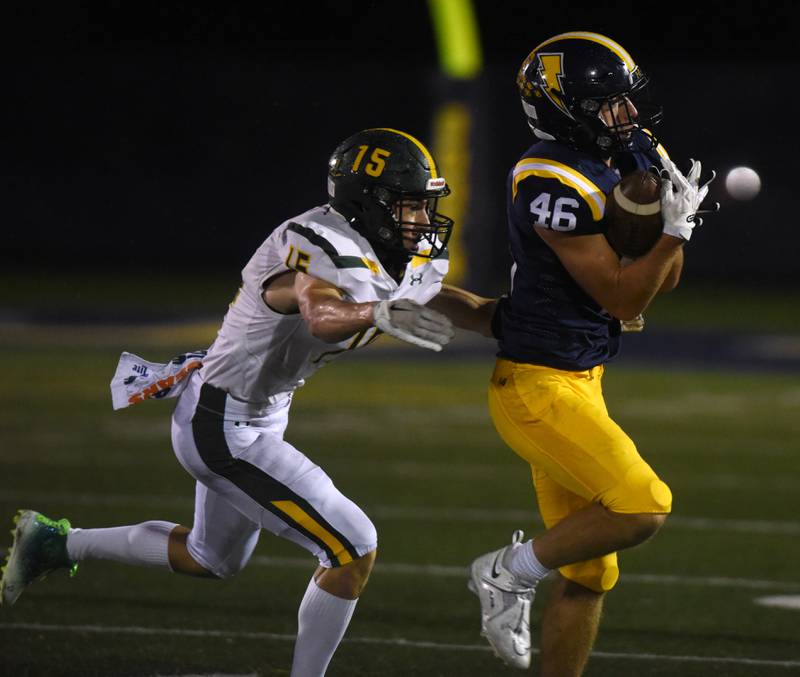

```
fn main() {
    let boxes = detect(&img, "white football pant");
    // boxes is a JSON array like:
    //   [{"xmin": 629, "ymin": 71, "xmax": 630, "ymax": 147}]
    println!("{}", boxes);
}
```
[{"xmin": 170, "ymin": 372, "xmax": 377, "ymax": 578}]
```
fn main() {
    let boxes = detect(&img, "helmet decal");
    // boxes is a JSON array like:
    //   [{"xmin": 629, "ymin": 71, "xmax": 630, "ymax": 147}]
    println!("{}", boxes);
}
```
[{"xmin": 536, "ymin": 53, "xmax": 572, "ymax": 119}]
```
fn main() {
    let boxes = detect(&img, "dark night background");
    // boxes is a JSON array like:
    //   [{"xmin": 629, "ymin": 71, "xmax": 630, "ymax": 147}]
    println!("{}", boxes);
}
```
[{"xmin": 3, "ymin": 1, "xmax": 798, "ymax": 298}]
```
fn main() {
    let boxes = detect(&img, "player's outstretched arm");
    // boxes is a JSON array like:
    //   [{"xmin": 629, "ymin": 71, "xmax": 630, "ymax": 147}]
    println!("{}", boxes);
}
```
[
  {"xmin": 285, "ymin": 272, "xmax": 454, "ymax": 351},
  {"xmin": 427, "ymin": 284, "xmax": 497, "ymax": 338},
  {"xmin": 292, "ymin": 273, "xmax": 376, "ymax": 343}
]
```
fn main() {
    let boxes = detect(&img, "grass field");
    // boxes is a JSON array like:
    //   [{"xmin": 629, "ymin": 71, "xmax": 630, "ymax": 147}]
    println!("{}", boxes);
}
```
[{"xmin": 1, "ymin": 333, "xmax": 800, "ymax": 676}]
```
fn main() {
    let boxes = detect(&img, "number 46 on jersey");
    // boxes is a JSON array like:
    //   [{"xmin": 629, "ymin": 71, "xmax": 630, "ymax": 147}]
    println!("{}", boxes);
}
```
[{"xmin": 530, "ymin": 192, "xmax": 579, "ymax": 231}]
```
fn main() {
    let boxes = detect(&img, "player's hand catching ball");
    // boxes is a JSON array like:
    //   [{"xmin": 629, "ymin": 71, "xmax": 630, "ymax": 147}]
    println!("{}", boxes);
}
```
[
  {"xmin": 660, "ymin": 158, "xmax": 714, "ymax": 242},
  {"xmin": 373, "ymin": 299, "xmax": 455, "ymax": 352}
]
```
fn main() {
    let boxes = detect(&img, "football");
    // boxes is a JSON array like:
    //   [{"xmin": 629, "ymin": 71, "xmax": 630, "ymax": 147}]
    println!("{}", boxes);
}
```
[{"xmin": 604, "ymin": 170, "xmax": 662, "ymax": 258}]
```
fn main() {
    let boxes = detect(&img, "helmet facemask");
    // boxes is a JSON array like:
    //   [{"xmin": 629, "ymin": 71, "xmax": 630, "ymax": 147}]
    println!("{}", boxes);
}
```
[
  {"xmin": 578, "ymin": 72, "xmax": 663, "ymax": 154},
  {"xmin": 380, "ymin": 184, "xmax": 453, "ymax": 260}
]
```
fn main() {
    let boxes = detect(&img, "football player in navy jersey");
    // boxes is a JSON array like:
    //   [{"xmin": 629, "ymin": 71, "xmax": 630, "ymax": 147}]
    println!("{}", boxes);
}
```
[{"xmin": 465, "ymin": 32, "xmax": 716, "ymax": 674}]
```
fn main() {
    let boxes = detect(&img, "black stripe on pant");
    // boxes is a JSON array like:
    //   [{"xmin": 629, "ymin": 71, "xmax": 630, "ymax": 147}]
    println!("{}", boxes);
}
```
[{"xmin": 191, "ymin": 383, "xmax": 360, "ymax": 567}]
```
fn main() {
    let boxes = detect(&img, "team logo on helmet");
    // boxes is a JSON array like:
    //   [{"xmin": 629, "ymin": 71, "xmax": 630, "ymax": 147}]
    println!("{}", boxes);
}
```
[{"xmin": 536, "ymin": 52, "xmax": 572, "ymax": 118}]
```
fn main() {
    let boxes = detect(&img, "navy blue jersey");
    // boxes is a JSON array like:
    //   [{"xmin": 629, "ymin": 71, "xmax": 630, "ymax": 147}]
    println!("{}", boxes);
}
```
[{"xmin": 497, "ymin": 130, "xmax": 669, "ymax": 370}]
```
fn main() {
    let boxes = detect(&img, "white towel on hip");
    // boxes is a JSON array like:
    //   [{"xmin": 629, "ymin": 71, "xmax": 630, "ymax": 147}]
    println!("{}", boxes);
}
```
[{"xmin": 110, "ymin": 350, "xmax": 206, "ymax": 410}]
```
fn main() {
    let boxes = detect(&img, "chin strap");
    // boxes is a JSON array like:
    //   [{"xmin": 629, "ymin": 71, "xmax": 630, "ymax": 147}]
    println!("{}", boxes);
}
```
[{"xmin": 530, "ymin": 125, "xmax": 556, "ymax": 141}]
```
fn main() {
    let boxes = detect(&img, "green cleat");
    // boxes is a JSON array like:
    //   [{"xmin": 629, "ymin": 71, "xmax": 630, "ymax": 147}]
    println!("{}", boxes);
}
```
[{"xmin": 0, "ymin": 509, "xmax": 78, "ymax": 607}]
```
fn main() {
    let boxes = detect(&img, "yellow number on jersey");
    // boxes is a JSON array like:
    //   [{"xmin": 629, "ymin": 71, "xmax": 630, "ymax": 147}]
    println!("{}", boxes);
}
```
[{"xmin": 285, "ymin": 245, "xmax": 311, "ymax": 273}]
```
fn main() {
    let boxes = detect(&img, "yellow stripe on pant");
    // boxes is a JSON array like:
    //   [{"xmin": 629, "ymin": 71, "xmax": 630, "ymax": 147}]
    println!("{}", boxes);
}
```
[
  {"xmin": 271, "ymin": 500, "xmax": 354, "ymax": 566},
  {"xmin": 487, "ymin": 358, "xmax": 671, "ymax": 592}
]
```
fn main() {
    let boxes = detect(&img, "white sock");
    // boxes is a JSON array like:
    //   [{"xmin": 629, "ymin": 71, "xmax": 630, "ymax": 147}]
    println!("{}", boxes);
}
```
[
  {"xmin": 290, "ymin": 576, "xmax": 358, "ymax": 677},
  {"xmin": 66, "ymin": 521, "xmax": 176, "ymax": 569},
  {"xmin": 506, "ymin": 539, "xmax": 551, "ymax": 587}
]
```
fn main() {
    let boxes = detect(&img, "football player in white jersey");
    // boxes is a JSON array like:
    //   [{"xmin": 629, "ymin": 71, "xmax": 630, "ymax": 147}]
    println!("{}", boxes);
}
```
[{"xmin": 0, "ymin": 128, "xmax": 495, "ymax": 676}]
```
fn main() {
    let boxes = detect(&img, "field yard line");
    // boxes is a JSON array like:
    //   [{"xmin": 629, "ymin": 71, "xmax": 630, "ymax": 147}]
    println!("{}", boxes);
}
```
[
  {"xmin": 1, "ymin": 622, "xmax": 799, "ymax": 669},
  {"xmin": 755, "ymin": 595, "xmax": 800, "ymax": 610},
  {"xmin": 1, "ymin": 490, "xmax": 798, "ymax": 535},
  {"xmin": 588, "ymin": 650, "xmax": 800, "ymax": 669},
  {"xmin": 249, "ymin": 556, "xmax": 800, "ymax": 591}
]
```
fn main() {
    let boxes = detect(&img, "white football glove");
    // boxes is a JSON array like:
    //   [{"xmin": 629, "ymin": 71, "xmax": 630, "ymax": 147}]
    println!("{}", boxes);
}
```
[
  {"xmin": 660, "ymin": 158, "xmax": 711, "ymax": 241},
  {"xmin": 373, "ymin": 299, "xmax": 454, "ymax": 352}
]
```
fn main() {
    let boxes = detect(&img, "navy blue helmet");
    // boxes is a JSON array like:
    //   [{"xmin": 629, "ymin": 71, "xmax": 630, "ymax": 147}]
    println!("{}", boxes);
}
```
[{"xmin": 517, "ymin": 32, "xmax": 662, "ymax": 157}]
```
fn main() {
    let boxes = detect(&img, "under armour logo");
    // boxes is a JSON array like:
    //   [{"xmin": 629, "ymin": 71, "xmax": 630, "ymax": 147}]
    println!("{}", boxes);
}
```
[{"xmin": 409, "ymin": 273, "xmax": 423, "ymax": 286}]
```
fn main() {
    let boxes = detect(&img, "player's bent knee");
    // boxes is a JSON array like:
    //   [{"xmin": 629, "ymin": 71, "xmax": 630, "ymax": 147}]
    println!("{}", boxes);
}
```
[
  {"xmin": 560, "ymin": 553, "xmax": 619, "ymax": 593},
  {"xmin": 347, "ymin": 549, "xmax": 377, "ymax": 592},
  {"xmin": 358, "ymin": 547, "xmax": 377, "ymax": 570},
  {"xmin": 561, "ymin": 577, "xmax": 605, "ymax": 601},
  {"xmin": 317, "ymin": 548, "xmax": 377, "ymax": 599},
  {"xmin": 602, "ymin": 461, "xmax": 673, "ymax": 514},
  {"xmin": 646, "ymin": 511, "xmax": 668, "ymax": 530},
  {"xmin": 209, "ymin": 559, "xmax": 246, "ymax": 579},
  {"xmin": 168, "ymin": 530, "xmax": 220, "ymax": 578},
  {"xmin": 317, "ymin": 505, "xmax": 377, "ymax": 569},
  {"xmin": 620, "ymin": 511, "xmax": 668, "ymax": 545}
]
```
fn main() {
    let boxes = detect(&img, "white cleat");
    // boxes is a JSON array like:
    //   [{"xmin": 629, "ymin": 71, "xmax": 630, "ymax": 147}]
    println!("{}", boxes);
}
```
[{"xmin": 468, "ymin": 530, "xmax": 535, "ymax": 670}]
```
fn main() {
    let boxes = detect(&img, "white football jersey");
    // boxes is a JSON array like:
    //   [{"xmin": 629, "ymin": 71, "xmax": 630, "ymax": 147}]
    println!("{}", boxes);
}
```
[{"xmin": 201, "ymin": 205, "xmax": 449, "ymax": 403}]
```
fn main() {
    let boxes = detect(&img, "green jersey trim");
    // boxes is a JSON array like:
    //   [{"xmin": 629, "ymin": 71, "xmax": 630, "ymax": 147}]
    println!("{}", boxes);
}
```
[{"xmin": 287, "ymin": 223, "xmax": 369, "ymax": 270}]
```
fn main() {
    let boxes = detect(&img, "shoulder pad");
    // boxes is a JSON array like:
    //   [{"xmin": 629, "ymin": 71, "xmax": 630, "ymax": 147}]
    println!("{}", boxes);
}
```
[
  {"xmin": 512, "ymin": 156, "xmax": 606, "ymax": 222},
  {"xmin": 639, "ymin": 128, "xmax": 670, "ymax": 163},
  {"xmin": 284, "ymin": 221, "xmax": 373, "ymax": 273},
  {"xmin": 275, "ymin": 212, "xmax": 390, "ymax": 296}
]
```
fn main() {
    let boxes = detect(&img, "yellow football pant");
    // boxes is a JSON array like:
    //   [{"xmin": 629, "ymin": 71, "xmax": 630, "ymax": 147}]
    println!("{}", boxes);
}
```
[{"xmin": 488, "ymin": 358, "xmax": 672, "ymax": 593}]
